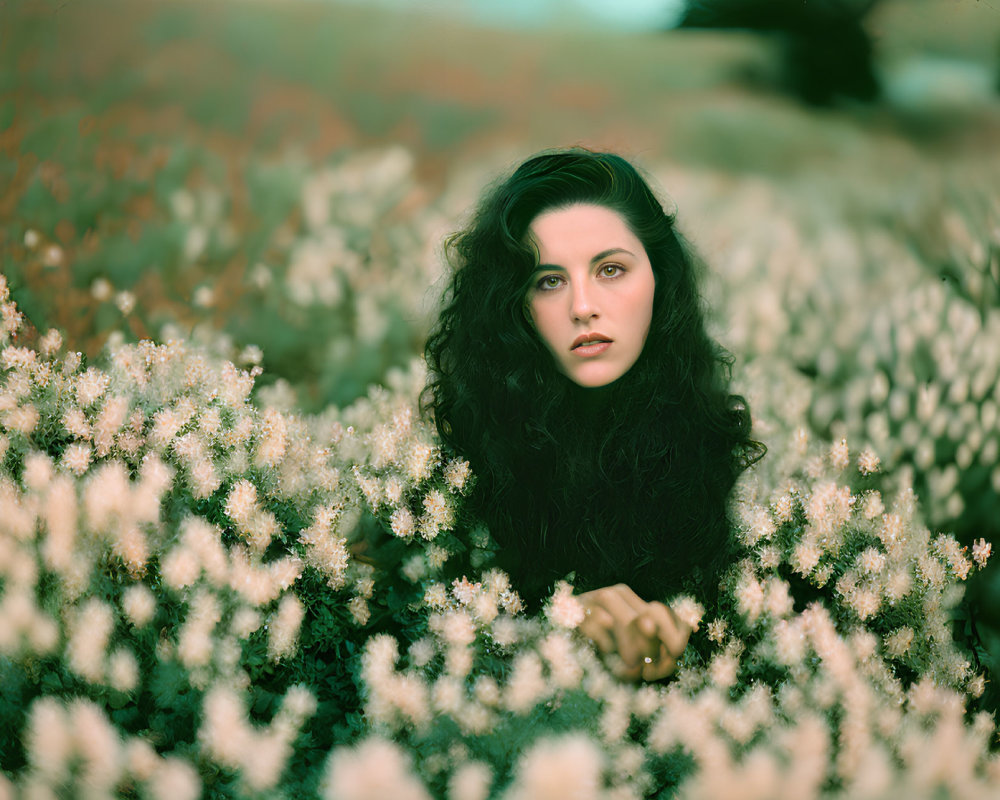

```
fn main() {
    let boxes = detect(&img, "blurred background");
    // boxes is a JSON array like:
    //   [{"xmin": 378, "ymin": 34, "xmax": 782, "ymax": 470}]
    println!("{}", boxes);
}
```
[{"xmin": 2, "ymin": 0, "xmax": 1000, "ymax": 703}]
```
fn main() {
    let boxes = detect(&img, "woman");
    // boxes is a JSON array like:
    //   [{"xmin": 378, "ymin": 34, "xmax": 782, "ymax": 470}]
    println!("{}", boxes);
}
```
[{"xmin": 423, "ymin": 148, "xmax": 764, "ymax": 680}]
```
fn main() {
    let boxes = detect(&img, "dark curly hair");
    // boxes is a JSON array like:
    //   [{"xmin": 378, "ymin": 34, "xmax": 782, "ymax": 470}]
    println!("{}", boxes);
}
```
[{"xmin": 423, "ymin": 148, "xmax": 764, "ymax": 607}]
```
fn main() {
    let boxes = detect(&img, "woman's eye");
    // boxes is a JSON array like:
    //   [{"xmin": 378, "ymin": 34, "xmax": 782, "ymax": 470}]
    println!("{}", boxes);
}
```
[
  {"xmin": 536, "ymin": 274, "xmax": 563, "ymax": 290},
  {"xmin": 600, "ymin": 263, "xmax": 624, "ymax": 278}
]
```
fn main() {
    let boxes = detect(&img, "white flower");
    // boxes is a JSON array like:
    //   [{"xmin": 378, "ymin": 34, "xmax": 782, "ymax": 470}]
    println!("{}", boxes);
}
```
[
  {"xmin": 764, "ymin": 578, "xmax": 794, "ymax": 618},
  {"xmin": 383, "ymin": 475, "xmax": 404, "ymax": 505},
  {"xmin": 421, "ymin": 489, "xmax": 453, "ymax": 532},
  {"xmin": 322, "ymin": 738, "xmax": 431, "ymax": 800},
  {"xmin": 504, "ymin": 652, "xmax": 547, "ymax": 713},
  {"xmin": 193, "ymin": 285, "xmax": 214, "ymax": 307},
  {"xmin": 408, "ymin": 638, "xmax": 435, "ymax": 668},
  {"xmin": 424, "ymin": 583, "xmax": 448, "ymax": 609},
  {"xmin": 92, "ymin": 278, "xmax": 113, "ymax": 301},
  {"xmin": 474, "ymin": 675, "xmax": 501, "ymax": 707},
  {"xmin": 61, "ymin": 442, "xmax": 93, "ymax": 476},
  {"xmin": 75, "ymin": 367, "xmax": 110, "ymax": 407},
  {"xmin": 857, "ymin": 547, "xmax": 886, "ymax": 575},
  {"xmin": 449, "ymin": 761, "xmax": 492, "ymax": 800},
  {"xmin": 67, "ymin": 599, "xmax": 114, "ymax": 683},
  {"xmin": 26, "ymin": 697, "xmax": 72, "ymax": 778},
  {"xmin": 706, "ymin": 619, "xmax": 727, "ymax": 644},
  {"xmin": 23, "ymin": 451, "xmax": 53, "ymax": 491},
  {"xmin": 539, "ymin": 632, "xmax": 582, "ymax": 689},
  {"xmin": 972, "ymin": 538, "xmax": 992, "ymax": 569},
  {"xmin": 225, "ymin": 479, "xmax": 258, "ymax": 525},
  {"xmin": 857, "ymin": 448, "xmax": 880, "ymax": 475},
  {"xmin": 232, "ymin": 607, "xmax": 263, "ymax": 638},
  {"xmin": 268, "ymin": 594, "xmax": 305, "ymax": 661},
  {"xmin": 177, "ymin": 591, "xmax": 221, "ymax": 669},
  {"xmin": 108, "ymin": 650, "xmax": 139, "ymax": 692},
  {"xmin": 773, "ymin": 619, "xmax": 805, "ymax": 665},
  {"xmin": 353, "ymin": 467, "xmax": 382, "ymax": 511},
  {"xmin": 441, "ymin": 610, "xmax": 476, "ymax": 646},
  {"xmin": 734, "ymin": 574, "xmax": 765, "ymax": 622},
  {"xmin": 884, "ymin": 627, "xmax": 914, "ymax": 657},
  {"xmin": 451, "ymin": 576, "xmax": 480, "ymax": 605},
  {"xmin": 791, "ymin": 540, "xmax": 822, "ymax": 576},
  {"xmin": 862, "ymin": 491, "xmax": 884, "ymax": 520},
  {"xmin": 773, "ymin": 493, "xmax": 795, "ymax": 523},
  {"xmin": 255, "ymin": 407, "xmax": 288, "ymax": 467},
  {"xmin": 122, "ymin": 584, "xmax": 157, "ymax": 627},
  {"xmin": 188, "ymin": 458, "xmax": 221, "ymax": 499},
  {"xmin": 709, "ymin": 653, "xmax": 739, "ymax": 689},
  {"xmin": 1, "ymin": 345, "xmax": 36, "ymax": 370},
  {"xmin": 830, "ymin": 438, "xmax": 850, "ymax": 470},
  {"xmin": 149, "ymin": 758, "xmax": 201, "ymax": 800},
  {"xmin": 741, "ymin": 503, "xmax": 776, "ymax": 546},
  {"xmin": 161, "ymin": 544, "xmax": 201, "ymax": 590},
  {"xmin": 62, "ymin": 407, "xmax": 91, "ymax": 439},
  {"xmin": 349, "ymin": 596, "xmax": 370, "ymax": 626},
  {"xmin": 505, "ymin": 735, "xmax": 604, "ymax": 800},
  {"xmin": 115, "ymin": 290, "xmax": 136, "ymax": 315},
  {"xmin": 390, "ymin": 507, "xmax": 416, "ymax": 539},
  {"xmin": 757, "ymin": 544, "xmax": 781, "ymax": 571},
  {"xmin": 5, "ymin": 403, "xmax": 39, "ymax": 434},
  {"xmin": 846, "ymin": 585, "xmax": 882, "ymax": 621},
  {"xmin": 546, "ymin": 582, "xmax": 586, "ymax": 629},
  {"xmin": 426, "ymin": 544, "xmax": 449, "ymax": 569},
  {"xmin": 884, "ymin": 569, "xmax": 912, "ymax": 604},
  {"xmin": 150, "ymin": 408, "xmax": 183, "ymax": 448},
  {"xmin": 405, "ymin": 441, "xmax": 437, "ymax": 483},
  {"xmin": 967, "ymin": 673, "xmax": 986, "ymax": 698},
  {"xmin": 443, "ymin": 458, "xmax": 471, "ymax": 492},
  {"xmin": 671, "ymin": 595, "xmax": 704, "ymax": 632}
]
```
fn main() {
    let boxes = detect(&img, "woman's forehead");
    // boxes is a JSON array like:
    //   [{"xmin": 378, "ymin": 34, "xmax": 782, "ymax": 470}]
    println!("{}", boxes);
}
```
[{"xmin": 528, "ymin": 204, "xmax": 643, "ymax": 259}]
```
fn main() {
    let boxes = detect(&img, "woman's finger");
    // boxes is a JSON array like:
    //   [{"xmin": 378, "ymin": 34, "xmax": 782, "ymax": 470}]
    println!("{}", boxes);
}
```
[
  {"xmin": 641, "ymin": 642, "xmax": 678, "ymax": 682},
  {"xmin": 581, "ymin": 586, "xmax": 646, "ymax": 668},
  {"xmin": 578, "ymin": 604, "xmax": 616, "ymax": 654},
  {"xmin": 607, "ymin": 584, "xmax": 648, "ymax": 616},
  {"xmin": 640, "ymin": 602, "xmax": 692, "ymax": 657},
  {"xmin": 576, "ymin": 585, "xmax": 685, "ymax": 681},
  {"xmin": 603, "ymin": 586, "xmax": 659, "ymax": 668}
]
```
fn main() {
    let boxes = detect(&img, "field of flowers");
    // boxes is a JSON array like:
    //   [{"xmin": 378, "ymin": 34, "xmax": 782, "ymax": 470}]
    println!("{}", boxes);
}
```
[{"xmin": 2, "ymin": 0, "xmax": 1000, "ymax": 797}]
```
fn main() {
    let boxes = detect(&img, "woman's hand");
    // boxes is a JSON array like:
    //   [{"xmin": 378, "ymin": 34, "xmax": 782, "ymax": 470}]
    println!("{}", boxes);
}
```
[{"xmin": 576, "ymin": 583, "xmax": 691, "ymax": 682}]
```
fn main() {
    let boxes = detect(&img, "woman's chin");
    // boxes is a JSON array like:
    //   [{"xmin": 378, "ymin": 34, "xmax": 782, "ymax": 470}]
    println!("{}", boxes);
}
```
[
  {"xmin": 562, "ymin": 362, "xmax": 636, "ymax": 390},
  {"xmin": 564, "ymin": 367, "xmax": 622, "ymax": 388}
]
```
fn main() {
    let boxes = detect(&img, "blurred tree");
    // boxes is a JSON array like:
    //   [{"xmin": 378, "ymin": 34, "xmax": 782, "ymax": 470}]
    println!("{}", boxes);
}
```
[{"xmin": 678, "ymin": 0, "xmax": 882, "ymax": 105}]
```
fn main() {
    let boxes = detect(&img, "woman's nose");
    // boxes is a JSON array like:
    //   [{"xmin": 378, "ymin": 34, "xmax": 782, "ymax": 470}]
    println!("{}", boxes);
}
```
[{"xmin": 570, "ymin": 281, "xmax": 598, "ymax": 321}]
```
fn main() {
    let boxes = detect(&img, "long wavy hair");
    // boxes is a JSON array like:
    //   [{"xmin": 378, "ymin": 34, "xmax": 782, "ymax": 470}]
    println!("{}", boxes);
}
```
[{"xmin": 423, "ymin": 148, "xmax": 764, "ymax": 606}]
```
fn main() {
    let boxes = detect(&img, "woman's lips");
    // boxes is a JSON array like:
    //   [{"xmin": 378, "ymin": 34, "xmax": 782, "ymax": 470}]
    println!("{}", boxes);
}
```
[{"xmin": 572, "ymin": 341, "xmax": 612, "ymax": 357}]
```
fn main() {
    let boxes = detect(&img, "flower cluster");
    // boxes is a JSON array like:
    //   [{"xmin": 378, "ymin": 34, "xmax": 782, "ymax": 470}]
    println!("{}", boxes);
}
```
[
  {"xmin": 330, "ymin": 434, "xmax": 998, "ymax": 800},
  {"xmin": 660, "ymin": 161, "xmax": 999, "ymax": 550},
  {"xmin": 5, "ymin": 146, "xmax": 1000, "ymax": 798},
  {"xmin": 0, "ymin": 285, "xmax": 359, "ymax": 796},
  {"xmin": 809, "ymin": 281, "xmax": 1000, "ymax": 541},
  {"xmin": 329, "ymin": 361, "xmax": 486, "ymax": 586}
]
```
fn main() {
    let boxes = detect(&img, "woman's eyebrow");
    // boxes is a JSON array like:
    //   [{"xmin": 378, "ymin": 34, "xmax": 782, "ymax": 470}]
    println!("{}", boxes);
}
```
[{"xmin": 536, "ymin": 247, "xmax": 636, "ymax": 270}]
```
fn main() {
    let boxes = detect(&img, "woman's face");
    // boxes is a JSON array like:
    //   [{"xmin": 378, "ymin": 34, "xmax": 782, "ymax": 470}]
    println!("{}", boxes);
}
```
[{"xmin": 526, "ymin": 203, "xmax": 656, "ymax": 388}]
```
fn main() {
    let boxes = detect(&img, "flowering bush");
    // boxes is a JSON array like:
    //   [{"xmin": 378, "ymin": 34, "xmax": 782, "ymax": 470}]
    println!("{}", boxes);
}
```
[
  {"xmin": 330, "ymin": 429, "xmax": 999, "ymax": 799},
  {"xmin": 1, "ymin": 276, "xmax": 342, "ymax": 797},
  {"xmin": 2, "ymin": 271, "xmax": 998, "ymax": 799},
  {"xmin": 668, "ymin": 162, "xmax": 1000, "ymax": 549},
  {"xmin": 16, "ymin": 146, "xmax": 457, "ymax": 412}
]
